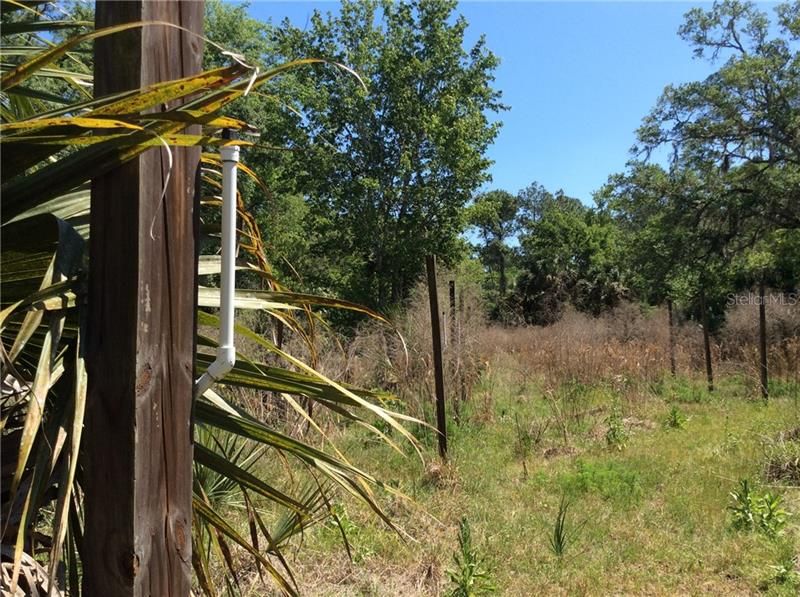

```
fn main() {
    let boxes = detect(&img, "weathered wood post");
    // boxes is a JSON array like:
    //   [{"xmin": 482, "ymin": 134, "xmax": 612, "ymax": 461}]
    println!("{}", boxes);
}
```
[
  {"xmin": 448, "ymin": 279, "xmax": 460, "ymax": 422},
  {"xmin": 758, "ymin": 282, "xmax": 769, "ymax": 401},
  {"xmin": 700, "ymin": 288, "xmax": 714, "ymax": 393},
  {"xmin": 426, "ymin": 256, "xmax": 448, "ymax": 458},
  {"xmin": 449, "ymin": 279, "xmax": 457, "ymax": 345},
  {"xmin": 83, "ymin": 2, "xmax": 202, "ymax": 595},
  {"xmin": 667, "ymin": 298, "xmax": 676, "ymax": 376},
  {"xmin": 458, "ymin": 290, "xmax": 467, "ymax": 404}
]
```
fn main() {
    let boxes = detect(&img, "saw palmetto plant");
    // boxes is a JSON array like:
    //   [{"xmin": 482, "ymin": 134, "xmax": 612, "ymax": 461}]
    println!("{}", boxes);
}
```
[{"xmin": 0, "ymin": 2, "xmax": 416, "ymax": 595}]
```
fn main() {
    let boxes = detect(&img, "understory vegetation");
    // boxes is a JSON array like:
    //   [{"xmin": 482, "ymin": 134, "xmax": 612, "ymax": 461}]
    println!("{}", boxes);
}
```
[
  {"xmin": 294, "ymin": 373, "xmax": 799, "ymax": 596},
  {"xmin": 216, "ymin": 291, "xmax": 799, "ymax": 595}
]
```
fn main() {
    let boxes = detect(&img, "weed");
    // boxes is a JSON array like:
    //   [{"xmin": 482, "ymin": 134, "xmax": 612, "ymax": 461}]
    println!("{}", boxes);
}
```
[
  {"xmin": 513, "ymin": 412, "xmax": 532, "ymax": 457},
  {"xmin": 548, "ymin": 495, "xmax": 582, "ymax": 558},
  {"xmin": 604, "ymin": 403, "xmax": 628, "ymax": 450},
  {"xmin": 324, "ymin": 504, "xmax": 375, "ymax": 563},
  {"xmin": 762, "ymin": 432, "xmax": 800, "ymax": 485},
  {"xmin": 756, "ymin": 492, "xmax": 790, "ymax": 538},
  {"xmin": 718, "ymin": 413, "xmax": 741, "ymax": 454},
  {"xmin": 559, "ymin": 460, "xmax": 643, "ymax": 504},
  {"xmin": 446, "ymin": 517, "xmax": 495, "ymax": 596},
  {"xmin": 765, "ymin": 560, "xmax": 800, "ymax": 590},
  {"xmin": 663, "ymin": 405, "xmax": 687, "ymax": 429},
  {"xmin": 545, "ymin": 380, "xmax": 593, "ymax": 445},
  {"xmin": 728, "ymin": 479, "xmax": 789, "ymax": 538},
  {"xmin": 760, "ymin": 541, "xmax": 800, "ymax": 592},
  {"xmin": 728, "ymin": 479, "xmax": 756, "ymax": 530},
  {"xmin": 513, "ymin": 413, "xmax": 549, "ymax": 458}
]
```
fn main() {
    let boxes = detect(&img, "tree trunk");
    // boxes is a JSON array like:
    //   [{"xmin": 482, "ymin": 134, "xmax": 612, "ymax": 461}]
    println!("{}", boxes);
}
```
[
  {"xmin": 498, "ymin": 251, "xmax": 507, "ymax": 296},
  {"xmin": 83, "ymin": 2, "xmax": 202, "ymax": 595},
  {"xmin": 700, "ymin": 289, "xmax": 714, "ymax": 392},
  {"xmin": 759, "ymin": 282, "xmax": 769, "ymax": 401},
  {"xmin": 667, "ymin": 298, "xmax": 676, "ymax": 376}
]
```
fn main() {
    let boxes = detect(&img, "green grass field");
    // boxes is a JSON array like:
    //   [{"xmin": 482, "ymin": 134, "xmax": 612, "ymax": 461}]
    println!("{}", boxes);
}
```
[{"xmin": 274, "ymin": 354, "xmax": 800, "ymax": 596}]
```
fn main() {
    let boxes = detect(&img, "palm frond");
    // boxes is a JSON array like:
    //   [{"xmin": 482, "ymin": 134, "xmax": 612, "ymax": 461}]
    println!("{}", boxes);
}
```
[{"xmin": 1, "ymin": 6, "xmax": 417, "ymax": 596}]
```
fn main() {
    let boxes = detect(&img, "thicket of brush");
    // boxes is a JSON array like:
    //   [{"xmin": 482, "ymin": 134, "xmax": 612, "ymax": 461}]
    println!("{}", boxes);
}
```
[
  {"xmin": 483, "ymin": 296, "xmax": 798, "ymax": 389},
  {"xmin": 270, "ymin": 290, "xmax": 797, "ymax": 434},
  {"xmin": 231, "ymin": 289, "xmax": 798, "ymax": 444},
  {"xmin": 338, "ymin": 291, "xmax": 798, "ymax": 415}
]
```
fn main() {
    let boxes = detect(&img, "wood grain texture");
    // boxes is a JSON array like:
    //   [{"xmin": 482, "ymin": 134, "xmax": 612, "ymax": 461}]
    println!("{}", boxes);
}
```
[
  {"xmin": 426, "ymin": 255, "xmax": 448, "ymax": 459},
  {"xmin": 83, "ymin": 2, "xmax": 202, "ymax": 595}
]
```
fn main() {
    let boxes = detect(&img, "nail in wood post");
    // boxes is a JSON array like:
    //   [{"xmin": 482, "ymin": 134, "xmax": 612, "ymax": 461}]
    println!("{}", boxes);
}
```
[
  {"xmin": 83, "ymin": 2, "xmax": 202, "ymax": 595},
  {"xmin": 758, "ymin": 282, "xmax": 769, "ymax": 401},
  {"xmin": 426, "ymin": 256, "xmax": 447, "ymax": 458}
]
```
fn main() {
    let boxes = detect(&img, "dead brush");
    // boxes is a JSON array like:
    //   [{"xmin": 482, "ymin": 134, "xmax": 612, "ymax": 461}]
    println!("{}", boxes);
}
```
[
  {"xmin": 476, "ymin": 298, "xmax": 797, "ymax": 394},
  {"xmin": 344, "ymin": 268, "xmax": 487, "ymax": 420},
  {"xmin": 763, "ymin": 431, "xmax": 800, "ymax": 486},
  {"xmin": 489, "ymin": 305, "xmax": 677, "ymax": 389},
  {"xmin": 423, "ymin": 459, "xmax": 460, "ymax": 490},
  {"xmin": 513, "ymin": 412, "xmax": 550, "ymax": 458},
  {"xmin": 720, "ymin": 293, "xmax": 800, "ymax": 380}
]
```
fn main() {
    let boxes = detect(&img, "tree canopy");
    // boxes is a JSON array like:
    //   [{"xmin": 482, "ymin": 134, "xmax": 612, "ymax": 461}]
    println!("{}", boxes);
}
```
[{"xmin": 275, "ymin": 0, "xmax": 505, "ymax": 309}]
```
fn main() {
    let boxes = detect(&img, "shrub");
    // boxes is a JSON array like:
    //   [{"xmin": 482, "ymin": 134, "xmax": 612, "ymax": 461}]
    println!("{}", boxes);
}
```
[
  {"xmin": 720, "ymin": 293, "xmax": 800, "ymax": 379},
  {"xmin": 728, "ymin": 479, "xmax": 789, "ymax": 538},
  {"xmin": 344, "ymin": 267, "xmax": 487, "ymax": 420},
  {"xmin": 604, "ymin": 402, "xmax": 628, "ymax": 450},
  {"xmin": 663, "ymin": 405, "xmax": 687, "ymax": 429},
  {"xmin": 559, "ymin": 460, "xmax": 643, "ymax": 504}
]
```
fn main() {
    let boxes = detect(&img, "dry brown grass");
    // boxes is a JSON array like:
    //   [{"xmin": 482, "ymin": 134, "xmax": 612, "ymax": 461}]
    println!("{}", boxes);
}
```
[
  {"xmin": 218, "ymin": 292, "xmax": 798, "ymax": 441},
  {"xmin": 719, "ymin": 292, "xmax": 800, "ymax": 382},
  {"xmin": 482, "ymin": 304, "xmax": 671, "ymax": 386},
  {"xmin": 473, "ymin": 295, "xmax": 798, "ymax": 397},
  {"xmin": 343, "ymin": 271, "xmax": 487, "ymax": 419}
]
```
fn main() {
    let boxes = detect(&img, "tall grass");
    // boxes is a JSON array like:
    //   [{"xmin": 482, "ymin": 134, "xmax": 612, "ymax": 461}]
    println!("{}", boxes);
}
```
[
  {"xmin": 480, "ymin": 297, "xmax": 798, "ymax": 395},
  {"xmin": 288, "ymin": 268, "xmax": 489, "ymax": 422}
]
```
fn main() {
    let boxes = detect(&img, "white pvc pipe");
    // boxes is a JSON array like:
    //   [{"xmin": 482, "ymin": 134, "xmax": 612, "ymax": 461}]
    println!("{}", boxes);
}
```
[{"xmin": 195, "ymin": 143, "xmax": 239, "ymax": 398}]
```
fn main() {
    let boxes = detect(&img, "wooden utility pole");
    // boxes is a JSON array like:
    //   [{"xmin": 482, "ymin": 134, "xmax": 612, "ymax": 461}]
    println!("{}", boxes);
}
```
[
  {"xmin": 426, "ymin": 256, "xmax": 448, "ymax": 458},
  {"xmin": 83, "ymin": 2, "xmax": 202, "ymax": 595},
  {"xmin": 667, "ymin": 298, "xmax": 676, "ymax": 376},
  {"xmin": 700, "ymin": 288, "xmax": 714, "ymax": 392},
  {"xmin": 758, "ymin": 282, "xmax": 769, "ymax": 401}
]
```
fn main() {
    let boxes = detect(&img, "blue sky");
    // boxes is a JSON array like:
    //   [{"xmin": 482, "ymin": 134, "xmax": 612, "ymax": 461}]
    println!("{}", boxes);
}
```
[{"xmin": 245, "ymin": 1, "xmax": 757, "ymax": 204}]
